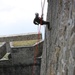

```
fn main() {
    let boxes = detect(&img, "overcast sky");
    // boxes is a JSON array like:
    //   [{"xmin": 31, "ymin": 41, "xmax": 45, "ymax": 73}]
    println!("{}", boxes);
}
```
[{"xmin": 0, "ymin": 0, "xmax": 48, "ymax": 38}]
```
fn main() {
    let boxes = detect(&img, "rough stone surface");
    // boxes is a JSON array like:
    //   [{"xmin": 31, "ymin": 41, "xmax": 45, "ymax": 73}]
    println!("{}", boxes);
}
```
[
  {"xmin": 0, "ymin": 41, "xmax": 43, "ymax": 75},
  {"xmin": 0, "ymin": 33, "xmax": 42, "ymax": 52},
  {"xmin": 40, "ymin": 0, "xmax": 75, "ymax": 75},
  {"xmin": 0, "ymin": 33, "xmax": 42, "ymax": 42},
  {"xmin": 0, "ymin": 43, "xmax": 7, "ymax": 59},
  {"xmin": 0, "ymin": 60, "xmax": 41, "ymax": 75},
  {"xmin": 0, "ymin": 33, "xmax": 43, "ymax": 75},
  {"xmin": 11, "ymin": 41, "xmax": 43, "ymax": 64}
]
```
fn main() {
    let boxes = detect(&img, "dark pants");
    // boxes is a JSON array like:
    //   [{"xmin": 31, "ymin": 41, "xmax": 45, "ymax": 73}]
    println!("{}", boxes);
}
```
[{"xmin": 41, "ymin": 20, "xmax": 49, "ymax": 25}]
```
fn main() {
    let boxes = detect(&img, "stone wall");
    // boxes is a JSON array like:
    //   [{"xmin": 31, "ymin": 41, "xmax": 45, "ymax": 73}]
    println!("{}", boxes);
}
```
[
  {"xmin": 0, "ymin": 60, "xmax": 41, "ymax": 75},
  {"xmin": 0, "ymin": 32, "xmax": 43, "ymax": 75},
  {"xmin": 0, "ymin": 43, "xmax": 6, "ymax": 59},
  {"xmin": 11, "ymin": 41, "xmax": 43, "ymax": 64},
  {"xmin": 0, "ymin": 33, "xmax": 42, "ymax": 42},
  {"xmin": 0, "ymin": 33, "xmax": 42, "ymax": 52},
  {"xmin": 11, "ymin": 46, "xmax": 34, "ymax": 64},
  {"xmin": 0, "ymin": 41, "xmax": 43, "ymax": 75},
  {"xmin": 40, "ymin": 0, "xmax": 75, "ymax": 75}
]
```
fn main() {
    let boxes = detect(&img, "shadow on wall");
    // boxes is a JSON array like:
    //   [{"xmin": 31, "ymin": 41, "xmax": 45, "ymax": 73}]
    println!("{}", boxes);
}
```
[{"xmin": 0, "ymin": 42, "xmax": 7, "ymax": 59}]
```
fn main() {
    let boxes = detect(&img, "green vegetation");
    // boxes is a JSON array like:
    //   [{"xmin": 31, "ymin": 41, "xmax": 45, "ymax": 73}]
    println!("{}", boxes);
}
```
[
  {"xmin": 12, "ymin": 40, "xmax": 40, "ymax": 47},
  {"xmin": 0, "ymin": 42, "xmax": 2, "ymax": 45}
]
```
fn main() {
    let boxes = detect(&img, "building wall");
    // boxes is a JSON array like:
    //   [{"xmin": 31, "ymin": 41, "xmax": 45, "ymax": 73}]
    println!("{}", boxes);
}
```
[
  {"xmin": 0, "ymin": 33, "xmax": 42, "ymax": 52},
  {"xmin": 0, "ymin": 33, "xmax": 42, "ymax": 42},
  {"xmin": 0, "ymin": 33, "xmax": 43, "ymax": 75},
  {"xmin": 41, "ymin": 0, "xmax": 75, "ymax": 75},
  {"xmin": 0, "ymin": 43, "xmax": 7, "ymax": 59},
  {"xmin": 0, "ymin": 41, "xmax": 43, "ymax": 75},
  {"xmin": 0, "ymin": 60, "xmax": 41, "ymax": 75},
  {"xmin": 11, "ymin": 41, "xmax": 43, "ymax": 64}
]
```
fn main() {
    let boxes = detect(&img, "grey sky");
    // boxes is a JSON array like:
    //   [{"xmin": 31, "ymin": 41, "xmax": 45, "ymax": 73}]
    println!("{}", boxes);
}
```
[{"xmin": 0, "ymin": 0, "xmax": 48, "ymax": 38}]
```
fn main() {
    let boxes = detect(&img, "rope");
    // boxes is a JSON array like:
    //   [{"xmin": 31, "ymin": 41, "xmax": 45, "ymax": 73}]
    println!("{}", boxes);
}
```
[
  {"xmin": 41, "ymin": 0, "xmax": 46, "ymax": 17},
  {"xmin": 32, "ymin": 0, "xmax": 46, "ymax": 75},
  {"xmin": 32, "ymin": 26, "xmax": 41, "ymax": 75}
]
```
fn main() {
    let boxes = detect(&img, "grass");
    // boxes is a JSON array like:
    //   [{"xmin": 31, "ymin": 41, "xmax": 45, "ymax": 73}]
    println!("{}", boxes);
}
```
[
  {"xmin": 0, "ymin": 42, "xmax": 2, "ymax": 45},
  {"xmin": 12, "ymin": 40, "xmax": 40, "ymax": 47}
]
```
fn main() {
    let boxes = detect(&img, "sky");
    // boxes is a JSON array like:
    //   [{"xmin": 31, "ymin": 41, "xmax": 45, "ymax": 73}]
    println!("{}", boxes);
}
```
[{"xmin": 0, "ymin": 0, "xmax": 48, "ymax": 39}]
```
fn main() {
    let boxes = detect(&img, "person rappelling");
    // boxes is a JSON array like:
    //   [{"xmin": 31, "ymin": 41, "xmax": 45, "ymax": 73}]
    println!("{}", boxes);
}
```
[{"xmin": 33, "ymin": 13, "xmax": 51, "ymax": 30}]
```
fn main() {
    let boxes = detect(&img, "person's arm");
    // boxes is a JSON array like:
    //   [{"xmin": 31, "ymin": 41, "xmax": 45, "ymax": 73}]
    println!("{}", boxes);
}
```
[{"xmin": 33, "ymin": 19, "xmax": 39, "ymax": 25}]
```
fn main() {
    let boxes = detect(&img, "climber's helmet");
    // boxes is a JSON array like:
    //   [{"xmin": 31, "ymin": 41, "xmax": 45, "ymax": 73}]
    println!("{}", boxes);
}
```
[{"xmin": 35, "ymin": 13, "xmax": 39, "ymax": 17}]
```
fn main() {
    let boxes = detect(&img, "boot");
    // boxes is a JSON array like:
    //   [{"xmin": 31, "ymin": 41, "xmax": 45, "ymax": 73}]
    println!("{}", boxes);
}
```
[{"xmin": 47, "ymin": 22, "xmax": 52, "ymax": 30}]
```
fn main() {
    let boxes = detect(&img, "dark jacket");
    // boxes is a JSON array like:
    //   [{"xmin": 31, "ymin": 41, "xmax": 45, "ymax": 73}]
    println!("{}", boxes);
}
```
[{"xmin": 33, "ymin": 16, "xmax": 43, "ymax": 25}]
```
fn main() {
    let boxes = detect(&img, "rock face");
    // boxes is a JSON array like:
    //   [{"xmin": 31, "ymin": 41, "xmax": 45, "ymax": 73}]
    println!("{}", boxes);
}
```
[{"xmin": 40, "ymin": 0, "xmax": 75, "ymax": 75}]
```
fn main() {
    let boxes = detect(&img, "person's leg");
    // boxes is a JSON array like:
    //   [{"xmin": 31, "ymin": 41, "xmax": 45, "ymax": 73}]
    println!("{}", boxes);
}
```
[
  {"xmin": 42, "ymin": 21, "xmax": 51, "ymax": 30},
  {"xmin": 42, "ymin": 21, "xmax": 49, "ymax": 25}
]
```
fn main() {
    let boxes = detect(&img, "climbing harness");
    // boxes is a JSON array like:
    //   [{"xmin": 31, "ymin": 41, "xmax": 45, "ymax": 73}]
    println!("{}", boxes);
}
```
[{"xmin": 32, "ymin": 0, "xmax": 46, "ymax": 75}]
